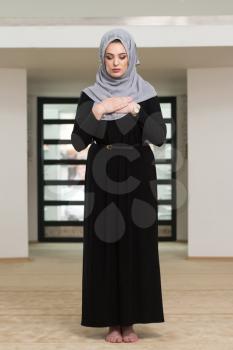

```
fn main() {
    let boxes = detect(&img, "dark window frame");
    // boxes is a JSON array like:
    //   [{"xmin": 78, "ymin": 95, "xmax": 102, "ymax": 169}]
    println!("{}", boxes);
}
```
[
  {"xmin": 157, "ymin": 96, "xmax": 177, "ymax": 241},
  {"xmin": 37, "ymin": 96, "xmax": 177, "ymax": 242}
]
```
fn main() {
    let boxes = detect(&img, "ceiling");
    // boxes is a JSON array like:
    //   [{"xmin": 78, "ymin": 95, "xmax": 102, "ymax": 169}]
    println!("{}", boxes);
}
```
[{"xmin": 0, "ymin": 46, "xmax": 233, "ymax": 83}]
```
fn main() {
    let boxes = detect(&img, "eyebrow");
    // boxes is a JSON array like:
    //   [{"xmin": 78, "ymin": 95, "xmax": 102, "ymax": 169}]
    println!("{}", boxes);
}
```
[{"xmin": 105, "ymin": 52, "xmax": 127, "ymax": 55}]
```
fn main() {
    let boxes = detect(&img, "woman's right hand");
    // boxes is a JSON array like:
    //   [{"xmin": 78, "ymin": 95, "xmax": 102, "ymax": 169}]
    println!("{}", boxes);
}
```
[
  {"xmin": 92, "ymin": 96, "xmax": 133, "ymax": 120},
  {"xmin": 102, "ymin": 96, "xmax": 133, "ymax": 114}
]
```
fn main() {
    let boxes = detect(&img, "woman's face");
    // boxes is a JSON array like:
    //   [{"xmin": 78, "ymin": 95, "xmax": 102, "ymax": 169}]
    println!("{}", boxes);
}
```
[{"xmin": 104, "ymin": 41, "xmax": 129, "ymax": 78}]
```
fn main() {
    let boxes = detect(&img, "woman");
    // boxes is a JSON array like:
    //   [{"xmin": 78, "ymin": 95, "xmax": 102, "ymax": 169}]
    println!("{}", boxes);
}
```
[{"xmin": 71, "ymin": 28, "xmax": 166, "ymax": 343}]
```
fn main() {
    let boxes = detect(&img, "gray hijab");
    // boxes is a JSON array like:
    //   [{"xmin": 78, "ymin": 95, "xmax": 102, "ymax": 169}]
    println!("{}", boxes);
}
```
[{"xmin": 83, "ymin": 28, "xmax": 157, "ymax": 120}]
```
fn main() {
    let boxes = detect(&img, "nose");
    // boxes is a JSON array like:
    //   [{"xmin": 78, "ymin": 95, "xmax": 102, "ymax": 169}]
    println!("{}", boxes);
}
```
[{"xmin": 113, "ymin": 58, "xmax": 119, "ymax": 66}]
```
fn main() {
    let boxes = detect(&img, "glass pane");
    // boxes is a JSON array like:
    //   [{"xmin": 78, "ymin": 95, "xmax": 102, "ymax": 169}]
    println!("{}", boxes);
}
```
[
  {"xmin": 44, "ymin": 124, "xmax": 73, "ymax": 140},
  {"xmin": 158, "ymin": 205, "xmax": 172, "ymax": 220},
  {"xmin": 158, "ymin": 225, "xmax": 172, "ymax": 237},
  {"xmin": 158, "ymin": 184, "xmax": 172, "ymax": 200},
  {"xmin": 150, "ymin": 143, "xmax": 171, "ymax": 159},
  {"xmin": 44, "ymin": 205, "xmax": 84, "ymax": 221},
  {"xmin": 156, "ymin": 164, "xmax": 172, "ymax": 180},
  {"xmin": 45, "ymin": 226, "xmax": 83, "ymax": 238},
  {"xmin": 44, "ymin": 164, "xmax": 86, "ymax": 180},
  {"xmin": 43, "ymin": 144, "xmax": 90, "ymax": 160},
  {"xmin": 165, "ymin": 123, "xmax": 171, "ymax": 139},
  {"xmin": 43, "ymin": 104, "xmax": 77, "ymax": 120},
  {"xmin": 160, "ymin": 103, "xmax": 172, "ymax": 119},
  {"xmin": 44, "ymin": 185, "xmax": 84, "ymax": 201}
]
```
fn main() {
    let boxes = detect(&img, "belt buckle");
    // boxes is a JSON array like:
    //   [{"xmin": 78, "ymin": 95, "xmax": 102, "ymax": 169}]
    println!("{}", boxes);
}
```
[{"xmin": 106, "ymin": 144, "xmax": 112, "ymax": 150}]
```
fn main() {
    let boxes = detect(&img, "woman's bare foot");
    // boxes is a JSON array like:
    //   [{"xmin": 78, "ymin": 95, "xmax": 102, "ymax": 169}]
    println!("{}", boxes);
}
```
[
  {"xmin": 105, "ymin": 325, "xmax": 123, "ymax": 343},
  {"xmin": 121, "ymin": 324, "xmax": 139, "ymax": 342}
]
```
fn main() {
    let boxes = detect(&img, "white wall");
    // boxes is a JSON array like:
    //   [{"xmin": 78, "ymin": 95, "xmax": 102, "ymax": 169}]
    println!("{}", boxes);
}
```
[
  {"xmin": 187, "ymin": 67, "xmax": 233, "ymax": 257},
  {"xmin": 0, "ymin": 69, "xmax": 28, "ymax": 258},
  {"xmin": 0, "ymin": 0, "xmax": 233, "ymax": 17},
  {"xmin": 2, "ymin": 25, "xmax": 233, "ymax": 49}
]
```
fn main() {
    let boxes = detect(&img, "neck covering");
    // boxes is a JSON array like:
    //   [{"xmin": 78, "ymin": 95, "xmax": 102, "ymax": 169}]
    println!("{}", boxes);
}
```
[{"xmin": 83, "ymin": 28, "xmax": 157, "ymax": 120}]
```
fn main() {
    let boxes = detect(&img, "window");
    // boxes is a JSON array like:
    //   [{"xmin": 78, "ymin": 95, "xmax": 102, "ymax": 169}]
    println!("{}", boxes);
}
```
[
  {"xmin": 37, "ymin": 96, "xmax": 176, "ymax": 242},
  {"xmin": 37, "ymin": 97, "xmax": 88, "ymax": 242},
  {"xmin": 149, "ymin": 97, "xmax": 177, "ymax": 240}
]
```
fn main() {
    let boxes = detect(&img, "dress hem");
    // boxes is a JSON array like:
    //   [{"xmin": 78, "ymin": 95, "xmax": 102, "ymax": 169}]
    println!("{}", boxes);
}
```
[{"xmin": 81, "ymin": 318, "xmax": 165, "ymax": 328}]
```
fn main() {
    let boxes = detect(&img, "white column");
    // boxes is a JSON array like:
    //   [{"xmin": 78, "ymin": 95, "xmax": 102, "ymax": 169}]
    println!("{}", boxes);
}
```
[
  {"xmin": 0, "ymin": 68, "xmax": 28, "ymax": 258},
  {"xmin": 187, "ymin": 67, "xmax": 233, "ymax": 257}
]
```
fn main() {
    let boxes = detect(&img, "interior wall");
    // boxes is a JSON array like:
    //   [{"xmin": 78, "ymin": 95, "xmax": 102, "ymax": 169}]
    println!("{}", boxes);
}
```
[
  {"xmin": 187, "ymin": 67, "xmax": 233, "ymax": 257},
  {"xmin": 1, "ymin": 0, "xmax": 233, "ymax": 17},
  {"xmin": 0, "ymin": 68, "xmax": 28, "ymax": 258}
]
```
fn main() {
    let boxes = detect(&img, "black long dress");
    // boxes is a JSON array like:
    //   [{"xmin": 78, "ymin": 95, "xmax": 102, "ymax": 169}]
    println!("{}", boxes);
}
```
[{"xmin": 71, "ymin": 91, "xmax": 167, "ymax": 327}]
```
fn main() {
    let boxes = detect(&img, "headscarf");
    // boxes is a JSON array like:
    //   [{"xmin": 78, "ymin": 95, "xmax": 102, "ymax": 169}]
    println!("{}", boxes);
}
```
[{"xmin": 83, "ymin": 28, "xmax": 157, "ymax": 120}]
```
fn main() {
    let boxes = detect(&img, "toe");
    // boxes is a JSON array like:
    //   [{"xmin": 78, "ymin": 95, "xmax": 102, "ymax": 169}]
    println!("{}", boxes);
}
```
[{"xmin": 123, "ymin": 334, "xmax": 138, "ymax": 342}]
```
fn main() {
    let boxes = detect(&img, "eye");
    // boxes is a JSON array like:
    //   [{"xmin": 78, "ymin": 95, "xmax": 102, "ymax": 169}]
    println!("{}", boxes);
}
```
[{"xmin": 105, "ymin": 55, "xmax": 127, "ymax": 60}]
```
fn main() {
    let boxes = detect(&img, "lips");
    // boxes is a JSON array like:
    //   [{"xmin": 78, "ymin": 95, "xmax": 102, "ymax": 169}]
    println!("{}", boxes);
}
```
[{"xmin": 113, "ymin": 69, "xmax": 121, "ymax": 72}]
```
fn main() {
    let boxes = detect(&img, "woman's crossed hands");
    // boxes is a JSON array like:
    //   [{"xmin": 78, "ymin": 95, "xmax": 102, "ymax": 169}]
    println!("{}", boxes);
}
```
[{"xmin": 92, "ymin": 96, "xmax": 138, "ymax": 120}]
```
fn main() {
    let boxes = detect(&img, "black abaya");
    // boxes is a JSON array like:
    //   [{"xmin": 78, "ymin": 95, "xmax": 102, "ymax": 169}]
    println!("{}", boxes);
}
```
[{"xmin": 71, "ymin": 91, "xmax": 167, "ymax": 327}]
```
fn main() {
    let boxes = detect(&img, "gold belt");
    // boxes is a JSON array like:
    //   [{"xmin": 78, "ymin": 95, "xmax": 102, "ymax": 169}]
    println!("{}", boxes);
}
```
[
  {"xmin": 93, "ymin": 140, "xmax": 147, "ymax": 150},
  {"xmin": 106, "ymin": 144, "xmax": 113, "ymax": 150}
]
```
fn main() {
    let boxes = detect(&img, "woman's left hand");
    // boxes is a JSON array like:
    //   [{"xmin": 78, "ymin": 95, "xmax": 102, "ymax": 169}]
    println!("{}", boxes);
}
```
[{"xmin": 115, "ymin": 101, "xmax": 138, "ymax": 115}]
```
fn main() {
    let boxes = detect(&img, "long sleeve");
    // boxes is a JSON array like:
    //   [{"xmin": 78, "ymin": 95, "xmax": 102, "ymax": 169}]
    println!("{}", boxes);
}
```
[
  {"xmin": 71, "ymin": 91, "xmax": 103, "ymax": 152},
  {"xmin": 137, "ymin": 95, "xmax": 167, "ymax": 147}
]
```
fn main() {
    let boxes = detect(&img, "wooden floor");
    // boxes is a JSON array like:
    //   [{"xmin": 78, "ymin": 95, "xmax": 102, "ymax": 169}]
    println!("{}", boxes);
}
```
[{"xmin": 0, "ymin": 242, "xmax": 232, "ymax": 349}]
